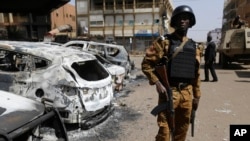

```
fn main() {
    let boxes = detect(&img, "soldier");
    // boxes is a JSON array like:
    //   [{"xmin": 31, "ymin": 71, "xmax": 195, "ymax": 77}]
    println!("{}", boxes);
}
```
[
  {"xmin": 141, "ymin": 5, "xmax": 201, "ymax": 141},
  {"xmin": 231, "ymin": 15, "xmax": 245, "ymax": 29}
]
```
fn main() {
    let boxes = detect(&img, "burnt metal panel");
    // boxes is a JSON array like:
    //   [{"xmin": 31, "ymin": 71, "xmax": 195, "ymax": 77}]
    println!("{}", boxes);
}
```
[
  {"xmin": 0, "ymin": 0, "xmax": 70, "ymax": 13},
  {"xmin": 0, "ymin": 91, "xmax": 45, "ymax": 133},
  {"xmin": 0, "ymin": 110, "xmax": 44, "ymax": 133}
]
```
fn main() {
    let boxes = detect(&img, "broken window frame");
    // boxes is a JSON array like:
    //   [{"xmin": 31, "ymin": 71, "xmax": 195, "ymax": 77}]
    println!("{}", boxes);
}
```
[{"xmin": 0, "ymin": 49, "xmax": 51, "ymax": 72}]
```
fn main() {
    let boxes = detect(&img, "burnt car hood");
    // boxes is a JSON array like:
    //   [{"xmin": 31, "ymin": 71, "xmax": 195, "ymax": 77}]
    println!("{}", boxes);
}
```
[{"xmin": 0, "ymin": 90, "xmax": 44, "ymax": 133}]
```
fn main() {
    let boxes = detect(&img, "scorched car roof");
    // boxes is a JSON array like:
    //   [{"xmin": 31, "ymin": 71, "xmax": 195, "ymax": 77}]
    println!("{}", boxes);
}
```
[{"xmin": 0, "ymin": 41, "xmax": 96, "ymax": 61}]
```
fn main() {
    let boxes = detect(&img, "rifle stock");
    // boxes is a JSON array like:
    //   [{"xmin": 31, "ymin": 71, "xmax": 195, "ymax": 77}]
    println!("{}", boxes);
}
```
[{"xmin": 151, "ymin": 63, "xmax": 175, "ymax": 140}]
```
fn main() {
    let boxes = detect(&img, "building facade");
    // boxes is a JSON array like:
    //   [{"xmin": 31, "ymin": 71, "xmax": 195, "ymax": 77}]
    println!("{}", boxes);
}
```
[
  {"xmin": 75, "ymin": 0, "xmax": 174, "ymax": 52},
  {"xmin": 222, "ymin": 0, "xmax": 250, "ymax": 32},
  {"xmin": 0, "ymin": 0, "xmax": 70, "ymax": 41},
  {"xmin": 0, "ymin": 13, "xmax": 51, "ymax": 41},
  {"xmin": 51, "ymin": 3, "xmax": 77, "ymax": 38},
  {"xmin": 207, "ymin": 28, "xmax": 222, "ymax": 49}
]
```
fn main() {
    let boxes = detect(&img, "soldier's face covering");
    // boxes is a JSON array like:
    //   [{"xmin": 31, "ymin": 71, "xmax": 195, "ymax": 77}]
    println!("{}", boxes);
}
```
[{"xmin": 174, "ymin": 13, "xmax": 191, "ymax": 31}]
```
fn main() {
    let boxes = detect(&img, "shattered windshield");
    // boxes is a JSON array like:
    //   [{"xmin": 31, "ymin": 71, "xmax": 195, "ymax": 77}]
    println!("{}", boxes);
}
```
[{"xmin": 71, "ymin": 60, "xmax": 109, "ymax": 81}]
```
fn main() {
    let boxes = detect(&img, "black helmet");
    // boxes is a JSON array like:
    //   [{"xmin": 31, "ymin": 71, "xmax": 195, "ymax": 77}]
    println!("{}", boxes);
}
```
[{"xmin": 170, "ymin": 5, "xmax": 196, "ymax": 28}]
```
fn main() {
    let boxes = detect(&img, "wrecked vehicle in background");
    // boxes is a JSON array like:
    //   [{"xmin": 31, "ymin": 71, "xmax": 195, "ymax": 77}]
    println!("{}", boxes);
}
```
[
  {"xmin": 39, "ymin": 41, "xmax": 63, "ymax": 46},
  {"xmin": 0, "ymin": 41, "xmax": 114, "ymax": 129},
  {"xmin": 84, "ymin": 50, "xmax": 126, "ymax": 92},
  {"xmin": 0, "ymin": 90, "xmax": 68, "ymax": 141},
  {"xmin": 62, "ymin": 40, "xmax": 134, "ymax": 78}
]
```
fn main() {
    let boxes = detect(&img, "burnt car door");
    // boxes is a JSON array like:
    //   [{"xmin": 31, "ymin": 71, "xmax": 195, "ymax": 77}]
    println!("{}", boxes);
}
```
[
  {"xmin": 103, "ymin": 45, "xmax": 133, "ymax": 76},
  {"xmin": 0, "ymin": 50, "xmax": 32, "ymax": 95}
]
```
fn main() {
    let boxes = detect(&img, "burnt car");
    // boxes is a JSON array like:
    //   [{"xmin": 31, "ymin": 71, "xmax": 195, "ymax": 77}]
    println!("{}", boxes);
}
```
[
  {"xmin": 40, "ymin": 41, "xmax": 63, "ymax": 46},
  {"xmin": 0, "ymin": 41, "xmax": 114, "ymax": 129},
  {"xmin": 62, "ymin": 40, "xmax": 134, "ymax": 78},
  {"xmin": 0, "ymin": 90, "xmax": 68, "ymax": 141},
  {"xmin": 84, "ymin": 50, "xmax": 126, "ymax": 92}
]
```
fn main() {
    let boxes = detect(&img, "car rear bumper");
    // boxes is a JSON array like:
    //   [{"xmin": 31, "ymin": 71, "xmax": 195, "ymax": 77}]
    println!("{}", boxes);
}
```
[{"xmin": 60, "ymin": 104, "xmax": 114, "ymax": 129}]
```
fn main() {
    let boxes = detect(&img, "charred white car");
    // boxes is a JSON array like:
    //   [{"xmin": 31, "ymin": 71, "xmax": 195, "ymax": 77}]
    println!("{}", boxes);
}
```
[
  {"xmin": 85, "ymin": 51, "xmax": 126, "ymax": 92},
  {"xmin": 62, "ymin": 40, "xmax": 134, "ymax": 78},
  {"xmin": 0, "ymin": 41, "xmax": 114, "ymax": 129},
  {"xmin": 0, "ymin": 90, "xmax": 68, "ymax": 141}
]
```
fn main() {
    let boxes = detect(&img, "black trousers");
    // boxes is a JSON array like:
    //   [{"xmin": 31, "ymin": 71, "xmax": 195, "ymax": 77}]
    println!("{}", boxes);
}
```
[{"xmin": 204, "ymin": 61, "xmax": 218, "ymax": 81}]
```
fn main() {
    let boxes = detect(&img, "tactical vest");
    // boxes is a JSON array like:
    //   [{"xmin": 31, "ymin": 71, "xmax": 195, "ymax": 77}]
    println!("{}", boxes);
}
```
[{"xmin": 167, "ymin": 37, "xmax": 196, "ymax": 82}]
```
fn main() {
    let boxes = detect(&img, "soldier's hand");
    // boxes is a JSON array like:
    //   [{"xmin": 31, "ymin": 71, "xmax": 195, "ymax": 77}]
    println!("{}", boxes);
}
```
[
  {"xmin": 155, "ymin": 81, "xmax": 166, "ymax": 94},
  {"xmin": 192, "ymin": 98, "xmax": 200, "ymax": 111}
]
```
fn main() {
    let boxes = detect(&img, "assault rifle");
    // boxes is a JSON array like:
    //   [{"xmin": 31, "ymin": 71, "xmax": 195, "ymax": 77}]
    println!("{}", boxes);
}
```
[
  {"xmin": 150, "ymin": 62, "xmax": 175, "ymax": 141},
  {"xmin": 190, "ymin": 109, "xmax": 196, "ymax": 137}
]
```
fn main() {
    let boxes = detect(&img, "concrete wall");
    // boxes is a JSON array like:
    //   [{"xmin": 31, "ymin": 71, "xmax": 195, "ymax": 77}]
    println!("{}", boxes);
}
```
[{"xmin": 51, "ymin": 3, "xmax": 77, "ymax": 37}]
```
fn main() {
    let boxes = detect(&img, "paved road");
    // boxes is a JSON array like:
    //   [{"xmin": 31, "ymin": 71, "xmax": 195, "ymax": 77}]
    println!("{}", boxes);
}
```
[
  {"xmin": 116, "ymin": 55, "xmax": 250, "ymax": 141},
  {"xmin": 186, "ymin": 61, "xmax": 250, "ymax": 141}
]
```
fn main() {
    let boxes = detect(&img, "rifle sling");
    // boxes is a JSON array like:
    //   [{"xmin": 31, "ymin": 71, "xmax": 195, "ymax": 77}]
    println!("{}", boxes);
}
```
[
  {"xmin": 151, "ymin": 37, "xmax": 189, "ymax": 115},
  {"xmin": 170, "ymin": 37, "xmax": 188, "ymax": 60}
]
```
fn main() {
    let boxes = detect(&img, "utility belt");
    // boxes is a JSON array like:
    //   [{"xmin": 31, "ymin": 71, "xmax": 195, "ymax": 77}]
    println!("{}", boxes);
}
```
[{"xmin": 170, "ymin": 82, "xmax": 191, "ymax": 90}]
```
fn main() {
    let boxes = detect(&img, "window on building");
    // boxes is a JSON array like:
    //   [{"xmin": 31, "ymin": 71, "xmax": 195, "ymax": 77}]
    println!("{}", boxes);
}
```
[
  {"xmin": 125, "ymin": 0, "xmax": 133, "ymax": 9},
  {"xmin": 116, "ymin": 20, "xmax": 123, "ymax": 26},
  {"xmin": 154, "ymin": 19, "xmax": 159, "ymax": 24},
  {"xmin": 247, "ymin": 31, "xmax": 250, "ymax": 37},
  {"xmin": 90, "ymin": 21, "xmax": 104, "ymax": 26},
  {"xmin": 105, "ymin": 0, "xmax": 114, "ymax": 10},
  {"xmin": 116, "ymin": 1, "xmax": 123, "ymax": 9},
  {"xmin": 155, "ymin": 0, "xmax": 160, "ymax": 8},
  {"xmin": 136, "ymin": 0, "xmax": 152, "ymax": 8},
  {"xmin": 129, "ymin": 20, "xmax": 134, "ymax": 26},
  {"xmin": 92, "ymin": 0, "xmax": 103, "ymax": 10}
]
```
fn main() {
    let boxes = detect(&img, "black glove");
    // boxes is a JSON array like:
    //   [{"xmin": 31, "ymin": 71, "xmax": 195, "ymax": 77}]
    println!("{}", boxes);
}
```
[{"xmin": 192, "ymin": 98, "xmax": 200, "ymax": 111}]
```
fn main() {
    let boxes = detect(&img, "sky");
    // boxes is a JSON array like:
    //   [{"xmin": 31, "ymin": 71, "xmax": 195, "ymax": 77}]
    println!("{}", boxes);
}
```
[
  {"xmin": 69, "ymin": 0, "xmax": 224, "ymax": 42},
  {"xmin": 69, "ymin": 0, "xmax": 75, "ymax": 5},
  {"xmin": 173, "ymin": 0, "xmax": 224, "ymax": 42}
]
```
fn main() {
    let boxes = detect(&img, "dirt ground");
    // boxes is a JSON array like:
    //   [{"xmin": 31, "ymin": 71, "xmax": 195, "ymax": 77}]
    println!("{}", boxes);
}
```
[{"xmin": 64, "ymin": 55, "xmax": 250, "ymax": 141}]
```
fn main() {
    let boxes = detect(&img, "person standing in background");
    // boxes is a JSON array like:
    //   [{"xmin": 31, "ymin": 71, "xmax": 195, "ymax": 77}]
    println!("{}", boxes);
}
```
[{"xmin": 203, "ymin": 34, "xmax": 218, "ymax": 82}]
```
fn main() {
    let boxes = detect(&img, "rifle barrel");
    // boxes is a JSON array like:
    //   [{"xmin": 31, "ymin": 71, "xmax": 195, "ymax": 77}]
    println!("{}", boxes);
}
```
[{"xmin": 191, "ymin": 110, "xmax": 195, "ymax": 137}]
